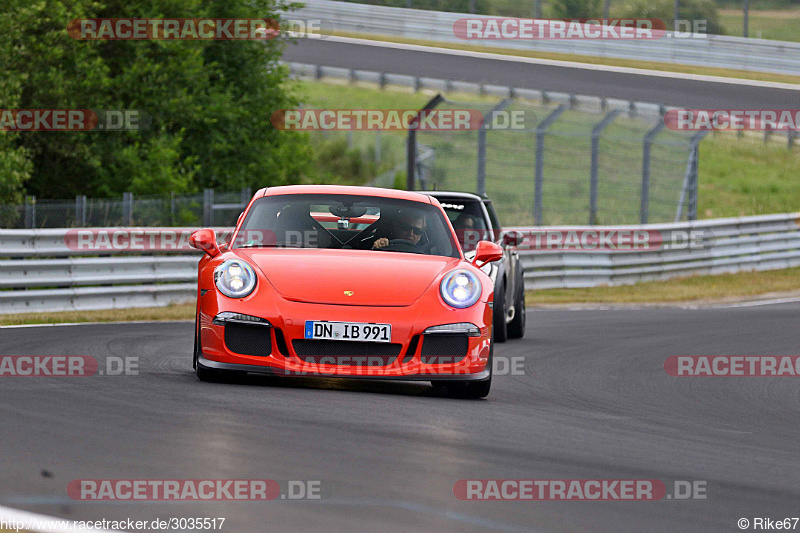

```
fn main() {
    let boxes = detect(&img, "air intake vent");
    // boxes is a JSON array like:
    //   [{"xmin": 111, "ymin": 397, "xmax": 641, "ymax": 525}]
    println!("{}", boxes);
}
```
[
  {"xmin": 224, "ymin": 322, "xmax": 272, "ymax": 357},
  {"xmin": 420, "ymin": 334, "xmax": 468, "ymax": 364}
]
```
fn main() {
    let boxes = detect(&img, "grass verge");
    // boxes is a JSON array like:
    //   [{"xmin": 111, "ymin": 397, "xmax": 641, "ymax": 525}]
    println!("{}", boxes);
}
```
[
  {"xmin": 323, "ymin": 31, "xmax": 800, "ymax": 86},
  {"xmin": 719, "ymin": 8, "xmax": 800, "ymax": 42},
  {"xmin": 526, "ymin": 267, "xmax": 800, "ymax": 305},
  {"xmin": 0, "ymin": 303, "xmax": 195, "ymax": 326}
]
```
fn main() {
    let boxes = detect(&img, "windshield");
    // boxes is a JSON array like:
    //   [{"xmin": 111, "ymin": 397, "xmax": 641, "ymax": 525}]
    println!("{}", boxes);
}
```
[
  {"xmin": 234, "ymin": 194, "xmax": 460, "ymax": 258},
  {"xmin": 436, "ymin": 198, "xmax": 492, "ymax": 252}
]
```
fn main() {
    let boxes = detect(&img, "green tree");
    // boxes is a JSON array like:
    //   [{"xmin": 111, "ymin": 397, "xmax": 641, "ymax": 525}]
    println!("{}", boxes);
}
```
[
  {"xmin": 619, "ymin": 0, "xmax": 725, "ymax": 34},
  {"xmin": 0, "ymin": 0, "xmax": 32, "ymax": 204},
  {"xmin": 0, "ymin": 0, "xmax": 311, "ymax": 200},
  {"xmin": 550, "ymin": 0, "xmax": 603, "ymax": 18}
]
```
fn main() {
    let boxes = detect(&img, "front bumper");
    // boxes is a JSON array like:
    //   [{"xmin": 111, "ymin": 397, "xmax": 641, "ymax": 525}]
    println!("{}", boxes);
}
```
[
  {"xmin": 198, "ymin": 295, "xmax": 493, "ymax": 380},
  {"xmin": 197, "ymin": 352, "xmax": 490, "ymax": 381}
]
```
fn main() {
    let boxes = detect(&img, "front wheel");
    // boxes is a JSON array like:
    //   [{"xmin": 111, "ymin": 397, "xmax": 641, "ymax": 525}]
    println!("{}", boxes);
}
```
[
  {"xmin": 493, "ymin": 281, "xmax": 508, "ymax": 343},
  {"xmin": 194, "ymin": 315, "xmax": 245, "ymax": 383},
  {"xmin": 196, "ymin": 362, "xmax": 246, "ymax": 383},
  {"xmin": 507, "ymin": 268, "xmax": 526, "ymax": 339},
  {"xmin": 432, "ymin": 330, "xmax": 493, "ymax": 399}
]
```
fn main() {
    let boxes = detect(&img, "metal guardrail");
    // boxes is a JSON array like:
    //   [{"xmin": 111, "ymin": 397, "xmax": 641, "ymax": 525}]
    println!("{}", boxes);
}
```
[
  {"xmin": 295, "ymin": 0, "xmax": 800, "ymax": 76},
  {"xmin": 1, "ymin": 213, "xmax": 799, "ymax": 313},
  {"xmin": 0, "ymin": 228, "xmax": 231, "ymax": 314},
  {"xmin": 511, "ymin": 213, "xmax": 800, "ymax": 288}
]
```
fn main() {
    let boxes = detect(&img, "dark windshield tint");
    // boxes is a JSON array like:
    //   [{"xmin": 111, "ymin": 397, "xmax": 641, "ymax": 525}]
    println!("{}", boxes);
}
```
[
  {"xmin": 436, "ymin": 198, "xmax": 492, "ymax": 252},
  {"xmin": 234, "ymin": 194, "xmax": 459, "ymax": 258}
]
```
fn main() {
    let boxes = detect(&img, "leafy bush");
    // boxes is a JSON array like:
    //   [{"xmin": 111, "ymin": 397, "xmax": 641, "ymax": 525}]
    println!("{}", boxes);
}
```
[
  {"xmin": 618, "ymin": 0, "xmax": 725, "ymax": 34},
  {"xmin": 0, "ymin": 0, "xmax": 312, "ymax": 200},
  {"xmin": 550, "ymin": 0, "xmax": 603, "ymax": 18}
]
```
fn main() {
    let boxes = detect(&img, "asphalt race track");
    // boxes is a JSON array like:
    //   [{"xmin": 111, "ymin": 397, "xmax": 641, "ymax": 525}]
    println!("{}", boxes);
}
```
[
  {"xmin": 283, "ymin": 38, "xmax": 800, "ymax": 109},
  {"xmin": 2, "ymin": 305, "xmax": 799, "ymax": 532}
]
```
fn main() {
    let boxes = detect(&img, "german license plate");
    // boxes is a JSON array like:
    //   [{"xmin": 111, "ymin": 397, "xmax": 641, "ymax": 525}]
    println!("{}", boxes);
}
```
[{"xmin": 304, "ymin": 321, "xmax": 391, "ymax": 343}]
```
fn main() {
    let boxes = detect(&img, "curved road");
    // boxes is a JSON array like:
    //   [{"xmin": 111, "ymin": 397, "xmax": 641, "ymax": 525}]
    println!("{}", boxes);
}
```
[
  {"xmin": 2, "ymin": 305, "xmax": 799, "ymax": 531},
  {"xmin": 284, "ymin": 38, "xmax": 800, "ymax": 108}
]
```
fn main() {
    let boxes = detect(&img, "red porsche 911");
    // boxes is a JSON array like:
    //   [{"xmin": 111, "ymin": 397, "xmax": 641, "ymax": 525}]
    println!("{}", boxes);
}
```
[{"xmin": 190, "ymin": 185, "xmax": 503, "ymax": 398}]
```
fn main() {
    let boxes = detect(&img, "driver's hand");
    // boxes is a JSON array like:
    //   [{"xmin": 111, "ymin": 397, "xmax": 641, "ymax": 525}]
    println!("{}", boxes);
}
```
[{"xmin": 372, "ymin": 237, "xmax": 389, "ymax": 249}]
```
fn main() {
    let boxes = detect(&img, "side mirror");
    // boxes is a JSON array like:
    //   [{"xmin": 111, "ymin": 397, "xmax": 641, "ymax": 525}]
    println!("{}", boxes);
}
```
[
  {"xmin": 472, "ymin": 240, "xmax": 503, "ymax": 268},
  {"xmin": 190, "ymin": 229, "xmax": 220, "ymax": 258},
  {"xmin": 503, "ymin": 231, "xmax": 522, "ymax": 247}
]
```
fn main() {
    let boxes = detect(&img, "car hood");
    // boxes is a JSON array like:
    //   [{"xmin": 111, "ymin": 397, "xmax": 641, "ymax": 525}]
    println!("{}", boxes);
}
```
[{"xmin": 236, "ymin": 249, "xmax": 459, "ymax": 306}]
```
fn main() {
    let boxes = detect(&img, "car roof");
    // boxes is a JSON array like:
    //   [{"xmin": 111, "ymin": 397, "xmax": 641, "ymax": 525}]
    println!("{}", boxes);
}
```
[
  {"xmin": 261, "ymin": 185, "xmax": 433, "ymax": 204},
  {"xmin": 419, "ymin": 190, "xmax": 486, "ymax": 202}
]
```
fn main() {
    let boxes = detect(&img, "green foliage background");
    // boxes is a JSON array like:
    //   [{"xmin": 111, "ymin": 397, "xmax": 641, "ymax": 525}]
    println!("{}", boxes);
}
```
[{"xmin": 0, "ymin": 0, "xmax": 312, "ymax": 202}]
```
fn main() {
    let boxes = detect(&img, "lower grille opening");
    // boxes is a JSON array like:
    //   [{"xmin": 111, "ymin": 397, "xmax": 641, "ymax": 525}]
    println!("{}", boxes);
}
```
[
  {"xmin": 292, "ymin": 340, "xmax": 401, "ymax": 366},
  {"xmin": 420, "ymin": 334, "xmax": 469, "ymax": 365},
  {"xmin": 224, "ymin": 322, "xmax": 272, "ymax": 357}
]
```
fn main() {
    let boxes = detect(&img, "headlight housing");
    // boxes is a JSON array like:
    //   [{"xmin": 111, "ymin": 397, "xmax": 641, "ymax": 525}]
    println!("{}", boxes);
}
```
[
  {"xmin": 214, "ymin": 259, "xmax": 257, "ymax": 298},
  {"xmin": 440, "ymin": 269, "xmax": 482, "ymax": 309}
]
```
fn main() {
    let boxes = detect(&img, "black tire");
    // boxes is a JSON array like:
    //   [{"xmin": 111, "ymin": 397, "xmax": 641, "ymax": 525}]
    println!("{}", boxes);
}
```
[
  {"xmin": 192, "ymin": 313, "xmax": 200, "ymax": 370},
  {"xmin": 432, "ymin": 327, "xmax": 493, "ymax": 399},
  {"xmin": 507, "ymin": 268, "xmax": 526, "ymax": 339},
  {"xmin": 492, "ymin": 280, "xmax": 508, "ymax": 343},
  {"xmin": 194, "ymin": 315, "xmax": 245, "ymax": 383}
]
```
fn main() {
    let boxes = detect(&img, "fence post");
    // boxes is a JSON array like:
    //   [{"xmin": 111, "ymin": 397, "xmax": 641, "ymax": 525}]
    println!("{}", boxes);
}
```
[
  {"xmin": 688, "ymin": 131, "xmax": 706, "ymax": 221},
  {"xmin": 75, "ymin": 195, "xmax": 87, "ymax": 227},
  {"xmin": 675, "ymin": 131, "xmax": 707, "ymax": 222},
  {"xmin": 203, "ymin": 189, "xmax": 214, "ymax": 226},
  {"xmin": 170, "ymin": 192, "xmax": 176, "ymax": 226},
  {"xmin": 122, "ymin": 192, "xmax": 133, "ymax": 226},
  {"xmin": 241, "ymin": 187, "xmax": 252, "ymax": 206},
  {"xmin": 589, "ymin": 109, "xmax": 622, "ymax": 225},
  {"xmin": 24, "ymin": 195, "xmax": 36, "ymax": 229},
  {"xmin": 477, "ymin": 99, "xmax": 511, "ymax": 197},
  {"xmin": 533, "ymin": 105, "xmax": 567, "ymax": 225},
  {"xmin": 407, "ymin": 94, "xmax": 443, "ymax": 190},
  {"xmin": 641, "ymin": 122, "xmax": 665, "ymax": 224}
]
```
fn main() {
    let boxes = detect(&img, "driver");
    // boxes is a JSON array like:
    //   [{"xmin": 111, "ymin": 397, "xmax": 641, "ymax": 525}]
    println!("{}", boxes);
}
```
[{"xmin": 372, "ymin": 210, "xmax": 425, "ymax": 250}]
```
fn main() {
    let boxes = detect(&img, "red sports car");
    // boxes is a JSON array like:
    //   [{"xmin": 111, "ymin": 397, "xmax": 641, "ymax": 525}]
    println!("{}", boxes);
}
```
[{"xmin": 190, "ymin": 185, "xmax": 503, "ymax": 398}]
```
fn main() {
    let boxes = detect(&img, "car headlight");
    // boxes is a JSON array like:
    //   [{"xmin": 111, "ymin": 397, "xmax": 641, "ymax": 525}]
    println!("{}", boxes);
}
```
[
  {"xmin": 440, "ymin": 269, "xmax": 481, "ymax": 309},
  {"xmin": 214, "ymin": 259, "xmax": 257, "ymax": 298}
]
